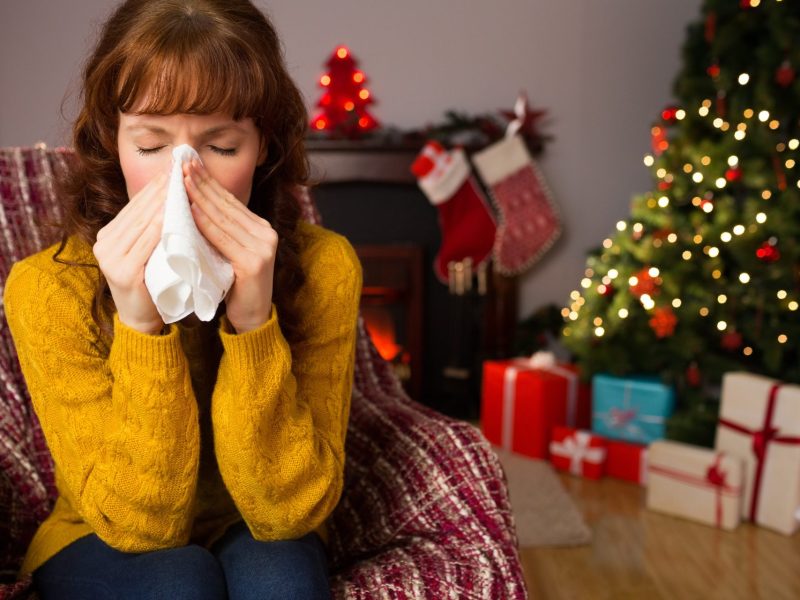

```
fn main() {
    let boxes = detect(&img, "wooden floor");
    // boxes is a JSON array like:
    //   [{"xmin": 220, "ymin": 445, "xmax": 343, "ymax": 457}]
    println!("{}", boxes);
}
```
[{"xmin": 519, "ymin": 474, "xmax": 800, "ymax": 599}]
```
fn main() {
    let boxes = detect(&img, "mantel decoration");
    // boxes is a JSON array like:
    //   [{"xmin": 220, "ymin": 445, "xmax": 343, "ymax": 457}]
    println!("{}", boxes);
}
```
[{"xmin": 306, "ymin": 44, "xmax": 552, "ymax": 158}]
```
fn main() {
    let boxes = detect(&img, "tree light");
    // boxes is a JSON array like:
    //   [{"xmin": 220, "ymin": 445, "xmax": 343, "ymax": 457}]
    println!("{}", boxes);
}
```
[
  {"xmin": 739, "ymin": 273, "xmax": 751, "ymax": 283},
  {"xmin": 738, "ymin": 73, "xmax": 750, "ymax": 85}
]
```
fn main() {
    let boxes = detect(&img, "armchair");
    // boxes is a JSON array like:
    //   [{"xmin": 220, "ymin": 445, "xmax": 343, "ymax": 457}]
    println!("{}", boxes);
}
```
[{"xmin": 0, "ymin": 145, "xmax": 527, "ymax": 599}]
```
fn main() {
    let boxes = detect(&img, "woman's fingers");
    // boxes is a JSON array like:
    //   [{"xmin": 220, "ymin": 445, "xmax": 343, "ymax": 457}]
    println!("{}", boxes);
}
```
[
  {"xmin": 127, "ymin": 208, "xmax": 164, "ymax": 268},
  {"xmin": 185, "ymin": 165, "xmax": 263, "ymax": 251},
  {"xmin": 98, "ymin": 172, "xmax": 168, "ymax": 242},
  {"xmin": 114, "ymin": 191, "xmax": 165, "ymax": 258}
]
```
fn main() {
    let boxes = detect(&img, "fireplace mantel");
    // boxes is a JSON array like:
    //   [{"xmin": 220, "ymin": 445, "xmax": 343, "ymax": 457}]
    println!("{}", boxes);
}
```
[{"xmin": 306, "ymin": 138, "xmax": 422, "ymax": 184}]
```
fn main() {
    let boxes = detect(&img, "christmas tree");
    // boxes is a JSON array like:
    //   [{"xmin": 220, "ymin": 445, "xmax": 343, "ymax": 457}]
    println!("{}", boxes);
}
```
[
  {"xmin": 562, "ymin": 0, "xmax": 800, "ymax": 446},
  {"xmin": 310, "ymin": 45, "xmax": 380, "ymax": 138}
]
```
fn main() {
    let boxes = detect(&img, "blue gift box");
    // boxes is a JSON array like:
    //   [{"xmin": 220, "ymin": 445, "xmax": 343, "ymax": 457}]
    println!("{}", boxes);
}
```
[{"xmin": 591, "ymin": 374, "xmax": 675, "ymax": 445}]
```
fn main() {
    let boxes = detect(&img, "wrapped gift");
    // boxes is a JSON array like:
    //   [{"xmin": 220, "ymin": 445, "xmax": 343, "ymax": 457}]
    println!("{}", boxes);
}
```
[
  {"xmin": 481, "ymin": 352, "xmax": 582, "ymax": 458},
  {"xmin": 714, "ymin": 372, "xmax": 800, "ymax": 535},
  {"xmin": 606, "ymin": 439, "xmax": 648, "ymax": 485},
  {"xmin": 647, "ymin": 440, "xmax": 743, "ymax": 530},
  {"xmin": 549, "ymin": 426, "xmax": 607, "ymax": 479},
  {"xmin": 592, "ymin": 374, "xmax": 675, "ymax": 445}
]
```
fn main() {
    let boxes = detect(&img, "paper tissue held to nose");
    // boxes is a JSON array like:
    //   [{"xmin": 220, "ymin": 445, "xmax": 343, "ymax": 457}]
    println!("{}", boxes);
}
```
[{"xmin": 144, "ymin": 144, "xmax": 235, "ymax": 324}]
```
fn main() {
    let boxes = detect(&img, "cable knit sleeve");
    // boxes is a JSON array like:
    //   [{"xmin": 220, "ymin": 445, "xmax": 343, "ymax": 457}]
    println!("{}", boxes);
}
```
[
  {"xmin": 4, "ymin": 260, "xmax": 200, "ymax": 552},
  {"xmin": 212, "ymin": 228, "xmax": 361, "ymax": 541}
]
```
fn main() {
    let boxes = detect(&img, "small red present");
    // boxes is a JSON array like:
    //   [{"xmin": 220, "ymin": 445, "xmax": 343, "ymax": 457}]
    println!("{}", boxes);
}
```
[
  {"xmin": 549, "ymin": 426, "xmax": 607, "ymax": 479},
  {"xmin": 481, "ymin": 354, "xmax": 570, "ymax": 459},
  {"xmin": 606, "ymin": 439, "xmax": 649, "ymax": 485}
]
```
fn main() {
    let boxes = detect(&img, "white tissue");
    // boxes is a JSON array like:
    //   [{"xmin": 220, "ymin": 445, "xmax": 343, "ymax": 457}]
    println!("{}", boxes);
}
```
[{"xmin": 144, "ymin": 144, "xmax": 234, "ymax": 324}]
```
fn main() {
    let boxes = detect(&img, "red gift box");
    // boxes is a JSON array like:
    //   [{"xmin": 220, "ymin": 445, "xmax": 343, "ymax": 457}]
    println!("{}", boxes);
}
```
[
  {"xmin": 549, "ymin": 426, "xmax": 607, "ymax": 479},
  {"xmin": 606, "ymin": 439, "xmax": 648, "ymax": 485},
  {"xmin": 481, "ymin": 356, "xmax": 569, "ymax": 459}
]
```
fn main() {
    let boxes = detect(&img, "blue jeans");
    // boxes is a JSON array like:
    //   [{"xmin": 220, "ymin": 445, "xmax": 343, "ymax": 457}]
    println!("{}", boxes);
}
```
[{"xmin": 33, "ymin": 521, "xmax": 331, "ymax": 599}]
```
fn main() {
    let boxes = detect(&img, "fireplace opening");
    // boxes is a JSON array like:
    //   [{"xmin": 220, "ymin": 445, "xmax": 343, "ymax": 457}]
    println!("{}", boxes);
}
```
[{"xmin": 356, "ymin": 244, "xmax": 423, "ymax": 400}]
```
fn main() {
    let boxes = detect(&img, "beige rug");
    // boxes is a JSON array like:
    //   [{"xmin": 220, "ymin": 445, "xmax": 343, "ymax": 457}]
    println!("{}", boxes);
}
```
[{"xmin": 493, "ymin": 447, "xmax": 592, "ymax": 547}]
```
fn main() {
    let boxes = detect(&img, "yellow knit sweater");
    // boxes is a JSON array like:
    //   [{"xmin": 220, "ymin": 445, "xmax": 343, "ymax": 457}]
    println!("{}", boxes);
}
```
[{"xmin": 4, "ymin": 220, "xmax": 362, "ymax": 576}]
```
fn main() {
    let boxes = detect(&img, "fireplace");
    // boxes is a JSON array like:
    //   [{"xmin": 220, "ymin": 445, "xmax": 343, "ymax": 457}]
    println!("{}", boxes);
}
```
[
  {"xmin": 356, "ymin": 244, "xmax": 423, "ymax": 400},
  {"xmin": 307, "ymin": 139, "xmax": 518, "ymax": 419}
]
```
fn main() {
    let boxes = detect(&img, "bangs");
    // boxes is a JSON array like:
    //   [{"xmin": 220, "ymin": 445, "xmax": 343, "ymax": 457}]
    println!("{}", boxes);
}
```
[{"xmin": 115, "ymin": 26, "xmax": 268, "ymax": 120}]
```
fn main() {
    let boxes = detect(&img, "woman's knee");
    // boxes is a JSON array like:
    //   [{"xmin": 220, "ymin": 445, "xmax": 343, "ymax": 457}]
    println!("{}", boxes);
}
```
[
  {"xmin": 217, "ymin": 530, "xmax": 330, "ymax": 599},
  {"xmin": 34, "ymin": 537, "xmax": 227, "ymax": 600},
  {"xmin": 143, "ymin": 544, "xmax": 227, "ymax": 600}
]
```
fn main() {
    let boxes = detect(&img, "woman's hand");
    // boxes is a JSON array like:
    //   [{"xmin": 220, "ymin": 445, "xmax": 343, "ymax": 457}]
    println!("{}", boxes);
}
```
[
  {"xmin": 93, "ymin": 172, "xmax": 168, "ymax": 335},
  {"xmin": 184, "ymin": 159, "xmax": 277, "ymax": 334}
]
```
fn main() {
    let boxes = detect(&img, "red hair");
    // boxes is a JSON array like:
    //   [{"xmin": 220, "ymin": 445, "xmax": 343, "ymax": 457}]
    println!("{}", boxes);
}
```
[{"xmin": 54, "ymin": 0, "xmax": 309, "ymax": 343}]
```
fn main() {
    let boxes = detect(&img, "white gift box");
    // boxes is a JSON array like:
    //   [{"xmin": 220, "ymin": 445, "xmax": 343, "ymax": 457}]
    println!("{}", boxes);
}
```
[
  {"xmin": 647, "ymin": 440, "xmax": 743, "ymax": 530},
  {"xmin": 714, "ymin": 372, "xmax": 800, "ymax": 535}
]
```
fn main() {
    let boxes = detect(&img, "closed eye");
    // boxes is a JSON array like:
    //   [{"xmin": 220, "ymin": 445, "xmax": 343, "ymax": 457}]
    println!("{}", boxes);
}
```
[
  {"xmin": 136, "ymin": 146, "xmax": 165, "ymax": 156},
  {"xmin": 210, "ymin": 146, "xmax": 237, "ymax": 157}
]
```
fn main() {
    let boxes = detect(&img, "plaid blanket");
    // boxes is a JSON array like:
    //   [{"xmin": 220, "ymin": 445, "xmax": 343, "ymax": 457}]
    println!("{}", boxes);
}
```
[{"xmin": 0, "ymin": 146, "xmax": 526, "ymax": 599}]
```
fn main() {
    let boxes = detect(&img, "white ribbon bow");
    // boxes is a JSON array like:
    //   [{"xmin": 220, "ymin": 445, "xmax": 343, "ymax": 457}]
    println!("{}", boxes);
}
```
[{"xmin": 550, "ymin": 431, "xmax": 607, "ymax": 475}]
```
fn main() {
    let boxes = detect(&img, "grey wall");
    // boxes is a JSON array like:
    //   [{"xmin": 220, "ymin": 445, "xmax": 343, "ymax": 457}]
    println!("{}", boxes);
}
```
[{"xmin": 0, "ymin": 0, "xmax": 702, "ymax": 320}]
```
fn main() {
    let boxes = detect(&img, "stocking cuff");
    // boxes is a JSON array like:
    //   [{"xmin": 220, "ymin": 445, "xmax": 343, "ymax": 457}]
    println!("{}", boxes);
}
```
[
  {"xmin": 418, "ymin": 148, "xmax": 471, "ymax": 205},
  {"xmin": 472, "ymin": 134, "xmax": 531, "ymax": 185}
]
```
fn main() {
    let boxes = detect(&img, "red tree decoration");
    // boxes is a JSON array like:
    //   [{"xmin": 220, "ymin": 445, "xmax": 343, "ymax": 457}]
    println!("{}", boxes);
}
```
[{"xmin": 310, "ymin": 45, "xmax": 380, "ymax": 138}]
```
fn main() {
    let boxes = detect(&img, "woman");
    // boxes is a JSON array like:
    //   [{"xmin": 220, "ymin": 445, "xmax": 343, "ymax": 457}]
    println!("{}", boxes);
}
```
[{"xmin": 4, "ymin": 1, "xmax": 361, "ymax": 598}]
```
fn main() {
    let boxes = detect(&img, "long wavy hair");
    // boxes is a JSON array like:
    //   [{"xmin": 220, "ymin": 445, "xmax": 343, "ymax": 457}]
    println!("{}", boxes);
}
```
[{"xmin": 53, "ymin": 0, "xmax": 309, "ymax": 345}]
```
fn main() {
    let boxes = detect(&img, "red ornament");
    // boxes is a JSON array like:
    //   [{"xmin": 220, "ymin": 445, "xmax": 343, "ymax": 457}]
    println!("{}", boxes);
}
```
[
  {"xmin": 658, "ymin": 181, "xmax": 673, "ymax": 191},
  {"xmin": 686, "ymin": 362, "xmax": 701, "ymax": 387},
  {"xmin": 651, "ymin": 125, "xmax": 669, "ymax": 156},
  {"xmin": 630, "ymin": 267, "xmax": 660, "ymax": 298},
  {"xmin": 721, "ymin": 331, "xmax": 743, "ymax": 351},
  {"xmin": 740, "ymin": 0, "xmax": 754, "ymax": 8},
  {"xmin": 707, "ymin": 63, "xmax": 721, "ymax": 79},
  {"xmin": 649, "ymin": 306, "xmax": 677, "ymax": 338},
  {"xmin": 598, "ymin": 283, "xmax": 615, "ymax": 297},
  {"xmin": 725, "ymin": 166, "xmax": 742, "ymax": 182},
  {"xmin": 756, "ymin": 241, "xmax": 781, "ymax": 262},
  {"xmin": 661, "ymin": 106, "xmax": 679, "ymax": 123},
  {"xmin": 776, "ymin": 61, "xmax": 795, "ymax": 87}
]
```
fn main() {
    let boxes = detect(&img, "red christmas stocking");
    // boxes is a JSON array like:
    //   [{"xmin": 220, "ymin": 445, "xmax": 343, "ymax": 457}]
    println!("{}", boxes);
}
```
[
  {"xmin": 412, "ymin": 141, "xmax": 497, "ymax": 284},
  {"xmin": 472, "ymin": 134, "xmax": 561, "ymax": 275}
]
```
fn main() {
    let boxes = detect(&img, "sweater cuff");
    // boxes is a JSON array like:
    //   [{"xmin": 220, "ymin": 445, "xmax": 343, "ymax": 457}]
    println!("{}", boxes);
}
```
[
  {"xmin": 218, "ymin": 305, "xmax": 289, "ymax": 369},
  {"xmin": 112, "ymin": 312, "xmax": 184, "ymax": 369}
]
